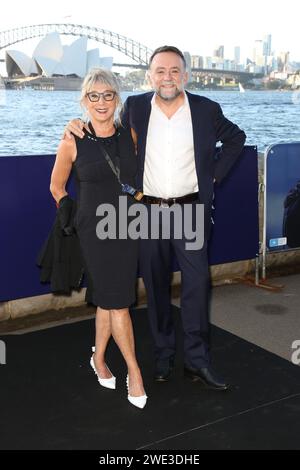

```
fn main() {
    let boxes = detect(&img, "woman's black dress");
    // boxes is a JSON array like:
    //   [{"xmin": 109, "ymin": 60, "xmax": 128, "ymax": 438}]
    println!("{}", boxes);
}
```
[{"xmin": 73, "ymin": 126, "xmax": 138, "ymax": 309}]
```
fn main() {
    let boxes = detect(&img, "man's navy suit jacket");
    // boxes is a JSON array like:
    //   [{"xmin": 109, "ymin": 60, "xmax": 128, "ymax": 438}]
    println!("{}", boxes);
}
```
[
  {"xmin": 122, "ymin": 92, "xmax": 246, "ymax": 204},
  {"xmin": 122, "ymin": 91, "xmax": 246, "ymax": 236}
]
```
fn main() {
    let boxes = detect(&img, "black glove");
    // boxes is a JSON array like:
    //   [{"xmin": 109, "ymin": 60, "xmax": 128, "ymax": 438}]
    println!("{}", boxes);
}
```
[{"xmin": 57, "ymin": 195, "xmax": 75, "ymax": 236}]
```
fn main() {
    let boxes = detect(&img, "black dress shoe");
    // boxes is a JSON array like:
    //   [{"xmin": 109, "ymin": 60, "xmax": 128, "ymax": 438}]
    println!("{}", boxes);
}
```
[
  {"xmin": 184, "ymin": 366, "xmax": 229, "ymax": 391},
  {"xmin": 154, "ymin": 357, "xmax": 174, "ymax": 382}
]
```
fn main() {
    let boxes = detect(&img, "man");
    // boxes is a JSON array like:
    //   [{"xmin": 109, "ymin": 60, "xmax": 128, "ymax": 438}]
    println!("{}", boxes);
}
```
[{"xmin": 65, "ymin": 46, "xmax": 246, "ymax": 390}]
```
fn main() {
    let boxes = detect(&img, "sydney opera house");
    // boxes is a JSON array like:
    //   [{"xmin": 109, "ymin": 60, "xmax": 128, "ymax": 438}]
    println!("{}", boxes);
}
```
[{"xmin": 5, "ymin": 32, "xmax": 113, "ymax": 89}]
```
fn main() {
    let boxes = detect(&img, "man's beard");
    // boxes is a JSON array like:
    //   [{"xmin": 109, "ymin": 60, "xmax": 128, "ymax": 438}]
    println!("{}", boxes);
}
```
[{"xmin": 156, "ymin": 84, "xmax": 182, "ymax": 101}]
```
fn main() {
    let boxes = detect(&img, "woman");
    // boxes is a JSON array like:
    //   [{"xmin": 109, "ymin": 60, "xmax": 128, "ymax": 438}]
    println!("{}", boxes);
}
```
[{"xmin": 50, "ymin": 68, "xmax": 147, "ymax": 409}]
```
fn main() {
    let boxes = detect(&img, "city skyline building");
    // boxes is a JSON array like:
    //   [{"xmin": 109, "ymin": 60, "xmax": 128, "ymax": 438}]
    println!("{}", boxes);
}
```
[
  {"xmin": 214, "ymin": 45, "xmax": 224, "ymax": 59},
  {"xmin": 263, "ymin": 34, "xmax": 272, "ymax": 57},
  {"xmin": 183, "ymin": 51, "xmax": 192, "ymax": 80},
  {"xmin": 234, "ymin": 46, "xmax": 241, "ymax": 65},
  {"xmin": 191, "ymin": 55, "xmax": 203, "ymax": 69},
  {"xmin": 253, "ymin": 39, "xmax": 264, "ymax": 66},
  {"xmin": 277, "ymin": 51, "xmax": 290, "ymax": 72}
]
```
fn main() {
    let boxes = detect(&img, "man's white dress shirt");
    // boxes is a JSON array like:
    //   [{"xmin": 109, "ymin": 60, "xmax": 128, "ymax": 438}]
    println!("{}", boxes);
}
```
[{"xmin": 143, "ymin": 92, "xmax": 199, "ymax": 199}]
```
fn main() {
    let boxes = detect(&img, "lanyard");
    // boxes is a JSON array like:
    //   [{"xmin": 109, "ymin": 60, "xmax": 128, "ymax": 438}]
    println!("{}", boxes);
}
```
[
  {"xmin": 88, "ymin": 122, "xmax": 122, "ymax": 184},
  {"xmin": 88, "ymin": 122, "xmax": 144, "ymax": 201}
]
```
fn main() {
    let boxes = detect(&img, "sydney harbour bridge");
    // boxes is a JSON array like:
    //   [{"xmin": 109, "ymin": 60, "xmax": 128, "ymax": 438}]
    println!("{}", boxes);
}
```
[{"xmin": 0, "ymin": 23, "xmax": 262, "ymax": 81}]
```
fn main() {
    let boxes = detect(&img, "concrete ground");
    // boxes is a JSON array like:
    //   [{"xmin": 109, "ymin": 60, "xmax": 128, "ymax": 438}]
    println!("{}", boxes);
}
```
[{"xmin": 174, "ymin": 273, "xmax": 300, "ymax": 362}]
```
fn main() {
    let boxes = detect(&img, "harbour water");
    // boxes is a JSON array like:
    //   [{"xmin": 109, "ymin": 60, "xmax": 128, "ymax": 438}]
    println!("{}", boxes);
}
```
[{"xmin": 0, "ymin": 88, "xmax": 299, "ymax": 156}]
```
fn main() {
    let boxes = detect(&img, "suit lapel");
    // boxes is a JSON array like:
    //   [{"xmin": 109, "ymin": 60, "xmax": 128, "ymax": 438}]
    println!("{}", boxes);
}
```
[
  {"xmin": 135, "ymin": 92, "xmax": 153, "ymax": 163},
  {"xmin": 186, "ymin": 91, "xmax": 202, "ymax": 179},
  {"xmin": 133, "ymin": 92, "xmax": 153, "ymax": 188}
]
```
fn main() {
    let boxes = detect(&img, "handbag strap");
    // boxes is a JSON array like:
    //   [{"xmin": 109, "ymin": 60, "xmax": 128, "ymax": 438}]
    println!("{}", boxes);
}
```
[
  {"xmin": 88, "ymin": 122, "xmax": 122, "ymax": 185},
  {"xmin": 87, "ymin": 122, "xmax": 143, "ymax": 201}
]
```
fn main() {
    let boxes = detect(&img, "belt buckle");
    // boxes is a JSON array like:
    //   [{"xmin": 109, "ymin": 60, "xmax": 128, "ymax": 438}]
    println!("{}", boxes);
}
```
[{"xmin": 160, "ymin": 199, "xmax": 170, "ymax": 208}]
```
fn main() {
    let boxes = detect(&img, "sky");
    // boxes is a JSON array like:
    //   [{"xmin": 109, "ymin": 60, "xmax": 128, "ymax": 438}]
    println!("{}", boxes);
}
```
[{"xmin": 0, "ymin": 0, "xmax": 299, "ymax": 72}]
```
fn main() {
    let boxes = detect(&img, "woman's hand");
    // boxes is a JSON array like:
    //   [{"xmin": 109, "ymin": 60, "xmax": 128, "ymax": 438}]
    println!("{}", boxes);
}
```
[{"xmin": 63, "ymin": 119, "xmax": 85, "ymax": 139}]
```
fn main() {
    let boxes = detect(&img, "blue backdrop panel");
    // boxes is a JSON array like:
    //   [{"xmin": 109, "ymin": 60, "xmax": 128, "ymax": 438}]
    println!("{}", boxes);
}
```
[
  {"xmin": 209, "ymin": 145, "xmax": 258, "ymax": 264},
  {"xmin": 0, "ymin": 146, "xmax": 258, "ymax": 301},
  {"xmin": 265, "ymin": 143, "xmax": 300, "ymax": 252}
]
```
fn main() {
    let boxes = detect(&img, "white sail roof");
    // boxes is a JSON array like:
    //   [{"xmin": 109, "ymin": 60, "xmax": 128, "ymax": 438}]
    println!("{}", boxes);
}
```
[
  {"xmin": 87, "ymin": 49, "xmax": 100, "ymax": 72},
  {"xmin": 5, "ymin": 50, "xmax": 38, "ymax": 77},
  {"xmin": 6, "ymin": 33, "xmax": 112, "ymax": 78},
  {"xmin": 100, "ymin": 57, "xmax": 113, "ymax": 70},
  {"xmin": 59, "ymin": 37, "xmax": 87, "ymax": 77},
  {"xmin": 33, "ymin": 32, "xmax": 63, "ymax": 62}
]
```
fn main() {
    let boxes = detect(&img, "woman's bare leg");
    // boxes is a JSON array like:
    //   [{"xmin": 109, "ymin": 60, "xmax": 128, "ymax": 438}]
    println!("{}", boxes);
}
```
[
  {"xmin": 110, "ymin": 308, "xmax": 145, "ymax": 396},
  {"xmin": 93, "ymin": 307, "xmax": 113, "ymax": 379}
]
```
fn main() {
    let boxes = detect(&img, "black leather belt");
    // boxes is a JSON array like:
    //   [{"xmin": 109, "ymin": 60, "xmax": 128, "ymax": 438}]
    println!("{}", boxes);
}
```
[{"xmin": 143, "ymin": 192, "xmax": 199, "ymax": 207}]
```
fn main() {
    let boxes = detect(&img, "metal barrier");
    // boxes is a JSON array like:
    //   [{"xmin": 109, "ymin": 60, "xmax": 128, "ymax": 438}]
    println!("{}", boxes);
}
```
[{"xmin": 262, "ymin": 142, "xmax": 300, "ymax": 279}]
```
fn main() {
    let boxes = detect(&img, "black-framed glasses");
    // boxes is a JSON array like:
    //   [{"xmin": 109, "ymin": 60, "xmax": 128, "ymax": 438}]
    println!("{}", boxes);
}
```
[{"xmin": 86, "ymin": 91, "xmax": 117, "ymax": 102}]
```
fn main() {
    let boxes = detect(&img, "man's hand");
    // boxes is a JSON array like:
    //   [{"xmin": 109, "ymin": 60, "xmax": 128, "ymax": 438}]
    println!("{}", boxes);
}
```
[{"xmin": 63, "ymin": 119, "xmax": 85, "ymax": 139}]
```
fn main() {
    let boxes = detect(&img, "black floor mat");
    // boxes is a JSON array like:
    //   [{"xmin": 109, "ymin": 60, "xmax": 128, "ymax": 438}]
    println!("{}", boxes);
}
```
[{"xmin": 0, "ymin": 307, "xmax": 300, "ymax": 450}]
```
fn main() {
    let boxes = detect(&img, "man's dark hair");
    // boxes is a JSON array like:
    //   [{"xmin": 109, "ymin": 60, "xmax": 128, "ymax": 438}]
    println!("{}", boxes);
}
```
[{"xmin": 149, "ymin": 46, "xmax": 186, "ymax": 69}]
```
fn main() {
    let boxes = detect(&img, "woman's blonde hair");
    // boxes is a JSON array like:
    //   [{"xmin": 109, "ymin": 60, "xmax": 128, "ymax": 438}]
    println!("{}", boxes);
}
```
[{"xmin": 80, "ymin": 68, "xmax": 122, "ymax": 126}]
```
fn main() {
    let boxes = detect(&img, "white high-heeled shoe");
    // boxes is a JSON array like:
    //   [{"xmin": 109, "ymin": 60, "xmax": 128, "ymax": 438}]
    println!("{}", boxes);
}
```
[
  {"xmin": 126, "ymin": 374, "xmax": 147, "ymax": 409},
  {"xmin": 90, "ymin": 347, "xmax": 116, "ymax": 390}
]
